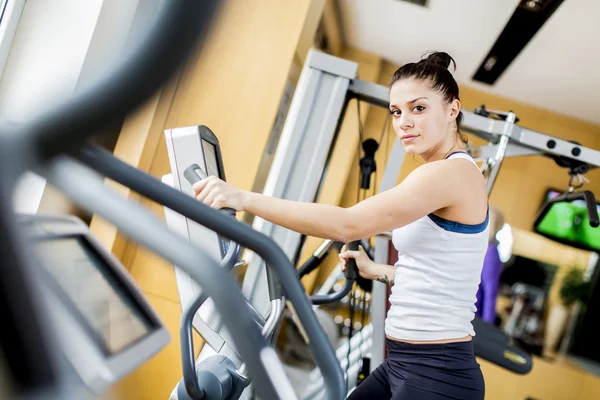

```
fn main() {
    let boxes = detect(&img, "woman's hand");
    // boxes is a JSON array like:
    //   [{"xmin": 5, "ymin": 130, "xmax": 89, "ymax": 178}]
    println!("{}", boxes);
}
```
[
  {"xmin": 192, "ymin": 176, "xmax": 246, "ymax": 211},
  {"xmin": 339, "ymin": 245, "xmax": 378, "ymax": 280}
]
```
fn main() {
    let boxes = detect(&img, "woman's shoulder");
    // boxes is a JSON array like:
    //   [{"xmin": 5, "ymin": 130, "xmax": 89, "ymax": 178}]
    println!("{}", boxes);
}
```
[
  {"xmin": 413, "ymin": 154, "xmax": 487, "ymax": 210},
  {"xmin": 413, "ymin": 153, "xmax": 482, "ymax": 181}
]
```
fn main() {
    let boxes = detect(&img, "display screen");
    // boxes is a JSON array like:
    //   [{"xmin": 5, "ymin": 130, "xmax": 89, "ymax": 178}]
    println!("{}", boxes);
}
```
[
  {"xmin": 535, "ymin": 189, "xmax": 600, "ymax": 252},
  {"xmin": 202, "ymin": 139, "xmax": 220, "ymax": 178},
  {"xmin": 35, "ymin": 237, "xmax": 154, "ymax": 355}
]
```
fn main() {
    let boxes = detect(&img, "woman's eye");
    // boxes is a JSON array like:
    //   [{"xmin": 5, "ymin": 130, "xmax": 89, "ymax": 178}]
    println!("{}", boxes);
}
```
[
  {"xmin": 413, "ymin": 105, "xmax": 425, "ymax": 112},
  {"xmin": 390, "ymin": 109, "xmax": 400, "ymax": 117}
]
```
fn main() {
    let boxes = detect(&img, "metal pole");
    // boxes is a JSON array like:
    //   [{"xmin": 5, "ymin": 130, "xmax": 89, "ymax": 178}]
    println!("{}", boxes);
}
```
[{"xmin": 484, "ymin": 112, "xmax": 516, "ymax": 195}]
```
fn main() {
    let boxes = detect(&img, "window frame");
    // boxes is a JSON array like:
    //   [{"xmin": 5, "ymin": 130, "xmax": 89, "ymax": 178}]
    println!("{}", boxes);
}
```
[{"xmin": 0, "ymin": 0, "xmax": 26, "ymax": 80}]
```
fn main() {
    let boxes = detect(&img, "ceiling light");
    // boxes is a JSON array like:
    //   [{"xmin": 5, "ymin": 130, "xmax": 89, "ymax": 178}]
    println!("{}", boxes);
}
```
[
  {"xmin": 484, "ymin": 56, "xmax": 497, "ymax": 71},
  {"xmin": 519, "ymin": 0, "xmax": 552, "ymax": 12}
]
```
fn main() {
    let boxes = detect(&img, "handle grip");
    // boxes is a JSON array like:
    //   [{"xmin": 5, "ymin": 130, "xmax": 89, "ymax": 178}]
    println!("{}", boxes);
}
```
[
  {"xmin": 183, "ymin": 163, "xmax": 207, "ymax": 184},
  {"xmin": 184, "ymin": 163, "xmax": 236, "ymax": 259},
  {"xmin": 344, "ymin": 241, "xmax": 360, "ymax": 280},
  {"xmin": 297, "ymin": 255, "xmax": 321, "ymax": 279},
  {"xmin": 310, "ymin": 241, "xmax": 360, "ymax": 305},
  {"xmin": 583, "ymin": 191, "xmax": 600, "ymax": 227},
  {"xmin": 183, "ymin": 163, "xmax": 235, "ymax": 218}
]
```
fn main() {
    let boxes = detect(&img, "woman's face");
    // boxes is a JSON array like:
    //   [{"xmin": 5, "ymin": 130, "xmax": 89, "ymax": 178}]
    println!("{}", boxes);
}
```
[{"xmin": 389, "ymin": 78, "xmax": 460, "ymax": 160}]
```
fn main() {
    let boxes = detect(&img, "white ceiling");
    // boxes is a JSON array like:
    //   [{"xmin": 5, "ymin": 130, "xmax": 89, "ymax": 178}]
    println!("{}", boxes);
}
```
[{"xmin": 337, "ymin": 0, "xmax": 600, "ymax": 125}]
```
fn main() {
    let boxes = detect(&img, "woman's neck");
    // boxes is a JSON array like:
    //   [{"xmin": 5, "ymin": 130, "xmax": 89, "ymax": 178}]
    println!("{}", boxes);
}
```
[{"xmin": 421, "ymin": 137, "xmax": 465, "ymax": 163}]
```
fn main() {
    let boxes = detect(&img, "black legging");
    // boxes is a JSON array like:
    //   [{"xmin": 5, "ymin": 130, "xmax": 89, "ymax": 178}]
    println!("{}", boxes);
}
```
[{"xmin": 348, "ymin": 338, "xmax": 484, "ymax": 400}]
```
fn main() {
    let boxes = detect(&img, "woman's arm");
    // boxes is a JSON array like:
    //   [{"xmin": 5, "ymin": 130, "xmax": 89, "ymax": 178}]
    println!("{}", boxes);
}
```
[
  {"xmin": 194, "ymin": 158, "xmax": 472, "ymax": 242},
  {"xmin": 242, "ymin": 192, "xmax": 349, "ymax": 240},
  {"xmin": 370, "ymin": 263, "xmax": 396, "ymax": 286}
]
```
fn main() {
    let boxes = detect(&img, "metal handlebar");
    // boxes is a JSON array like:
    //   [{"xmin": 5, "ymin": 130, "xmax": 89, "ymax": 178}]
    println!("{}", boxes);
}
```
[
  {"xmin": 534, "ymin": 190, "xmax": 600, "ymax": 228},
  {"xmin": 297, "ymin": 239, "xmax": 339, "ymax": 278},
  {"xmin": 180, "ymin": 242, "xmax": 242, "ymax": 400},
  {"xmin": 309, "ymin": 241, "xmax": 359, "ymax": 305}
]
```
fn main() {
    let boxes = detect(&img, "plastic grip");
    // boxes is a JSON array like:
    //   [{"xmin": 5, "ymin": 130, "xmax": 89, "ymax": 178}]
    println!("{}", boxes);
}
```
[
  {"xmin": 183, "ymin": 163, "xmax": 207, "ymax": 184},
  {"xmin": 266, "ymin": 269, "xmax": 283, "ymax": 301},
  {"xmin": 344, "ymin": 241, "xmax": 360, "ymax": 280},
  {"xmin": 297, "ymin": 255, "xmax": 321, "ymax": 278},
  {"xmin": 582, "ymin": 192, "xmax": 599, "ymax": 227},
  {"xmin": 310, "ymin": 279, "xmax": 353, "ymax": 305}
]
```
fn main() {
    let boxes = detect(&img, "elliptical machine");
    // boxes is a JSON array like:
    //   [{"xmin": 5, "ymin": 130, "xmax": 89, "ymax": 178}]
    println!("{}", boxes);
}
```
[{"xmin": 160, "ymin": 125, "xmax": 360, "ymax": 399}]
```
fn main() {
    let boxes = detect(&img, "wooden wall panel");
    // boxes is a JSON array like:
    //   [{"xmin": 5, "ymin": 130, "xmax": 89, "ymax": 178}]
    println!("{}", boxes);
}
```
[
  {"xmin": 163, "ymin": 0, "xmax": 320, "ymax": 194},
  {"xmin": 478, "ymin": 354, "xmax": 600, "ymax": 400}
]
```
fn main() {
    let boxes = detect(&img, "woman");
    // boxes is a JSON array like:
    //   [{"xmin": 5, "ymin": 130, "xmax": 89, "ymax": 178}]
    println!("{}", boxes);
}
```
[{"xmin": 193, "ymin": 51, "xmax": 488, "ymax": 399}]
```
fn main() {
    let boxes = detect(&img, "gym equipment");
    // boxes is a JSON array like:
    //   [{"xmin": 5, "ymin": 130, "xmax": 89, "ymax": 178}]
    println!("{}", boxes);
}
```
[
  {"xmin": 472, "ymin": 318, "xmax": 532, "ymax": 374},
  {"xmin": 503, "ymin": 283, "xmax": 547, "ymax": 356},
  {"xmin": 535, "ymin": 191, "xmax": 599, "ymax": 228},
  {"xmin": 296, "ymin": 239, "xmax": 343, "ymax": 278},
  {"xmin": 175, "ymin": 243, "xmax": 250, "ymax": 400},
  {"xmin": 310, "ymin": 241, "xmax": 360, "ymax": 305},
  {"xmin": 241, "ymin": 52, "xmax": 363, "ymax": 320},
  {"xmin": 71, "ymin": 144, "xmax": 345, "ymax": 400},
  {"xmin": 359, "ymin": 139, "xmax": 379, "ymax": 190},
  {"xmin": 162, "ymin": 125, "xmax": 363, "ymax": 399},
  {"xmin": 161, "ymin": 125, "xmax": 269, "ymax": 369},
  {"xmin": 2, "ymin": 4, "xmax": 349, "ymax": 399},
  {"xmin": 19, "ymin": 214, "xmax": 170, "ymax": 394},
  {"xmin": 161, "ymin": 125, "xmax": 283, "ymax": 385},
  {"xmin": 0, "ymin": 1, "xmax": 219, "ymax": 398},
  {"xmin": 42, "ymin": 152, "xmax": 291, "ymax": 400}
]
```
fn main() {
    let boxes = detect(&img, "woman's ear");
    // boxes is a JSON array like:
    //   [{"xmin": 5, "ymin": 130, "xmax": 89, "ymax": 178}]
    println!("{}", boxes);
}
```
[{"xmin": 449, "ymin": 99, "xmax": 461, "ymax": 120}]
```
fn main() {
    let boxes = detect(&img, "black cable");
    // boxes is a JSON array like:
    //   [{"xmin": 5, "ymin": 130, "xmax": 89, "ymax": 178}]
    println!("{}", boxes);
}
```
[
  {"xmin": 356, "ymin": 100, "xmax": 365, "ymax": 144},
  {"xmin": 352, "ymin": 290, "xmax": 367, "ymax": 387},
  {"xmin": 359, "ymin": 291, "xmax": 367, "ymax": 341},
  {"xmin": 374, "ymin": 111, "xmax": 391, "ymax": 195},
  {"xmin": 345, "ymin": 284, "xmax": 356, "ymax": 391}
]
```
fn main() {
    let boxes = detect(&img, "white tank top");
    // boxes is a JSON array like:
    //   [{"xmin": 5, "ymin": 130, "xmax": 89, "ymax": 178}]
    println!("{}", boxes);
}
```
[{"xmin": 385, "ymin": 152, "xmax": 489, "ymax": 341}]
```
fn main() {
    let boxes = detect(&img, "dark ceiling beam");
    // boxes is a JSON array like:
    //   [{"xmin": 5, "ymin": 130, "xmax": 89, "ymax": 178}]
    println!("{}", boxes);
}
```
[{"xmin": 472, "ymin": 0, "xmax": 566, "ymax": 85}]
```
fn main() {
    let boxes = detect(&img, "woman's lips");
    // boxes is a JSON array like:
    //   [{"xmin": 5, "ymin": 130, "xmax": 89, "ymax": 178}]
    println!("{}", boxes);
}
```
[{"xmin": 401, "ymin": 134, "xmax": 419, "ymax": 143}]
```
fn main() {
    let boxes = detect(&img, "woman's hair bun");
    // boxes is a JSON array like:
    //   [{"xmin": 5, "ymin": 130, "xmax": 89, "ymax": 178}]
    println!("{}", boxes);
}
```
[{"xmin": 420, "ymin": 51, "xmax": 456, "ymax": 72}]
